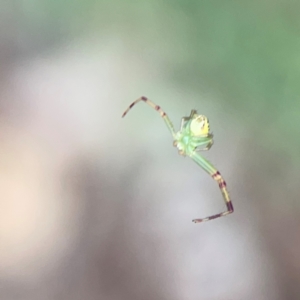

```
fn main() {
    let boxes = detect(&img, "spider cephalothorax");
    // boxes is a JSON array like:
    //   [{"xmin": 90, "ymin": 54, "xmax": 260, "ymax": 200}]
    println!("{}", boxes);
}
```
[{"xmin": 122, "ymin": 97, "xmax": 233, "ymax": 223}]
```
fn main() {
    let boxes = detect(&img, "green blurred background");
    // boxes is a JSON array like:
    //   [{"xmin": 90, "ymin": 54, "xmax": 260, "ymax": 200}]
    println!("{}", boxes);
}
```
[{"xmin": 1, "ymin": 1, "xmax": 300, "ymax": 299}]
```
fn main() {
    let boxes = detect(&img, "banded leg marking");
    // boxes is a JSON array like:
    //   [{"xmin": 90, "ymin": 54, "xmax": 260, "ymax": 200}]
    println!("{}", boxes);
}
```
[
  {"xmin": 192, "ymin": 171, "xmax": 234, "ymax": 223},
  {"xmin": 122, "ymin": 96, "xmax": 176, "ymax": 136}
]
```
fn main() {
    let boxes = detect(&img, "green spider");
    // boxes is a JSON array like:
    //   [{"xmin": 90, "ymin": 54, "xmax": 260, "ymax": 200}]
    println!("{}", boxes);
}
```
[{"xmin": 122, "ymin": 96, "xmax": 233, "ymax": 223}]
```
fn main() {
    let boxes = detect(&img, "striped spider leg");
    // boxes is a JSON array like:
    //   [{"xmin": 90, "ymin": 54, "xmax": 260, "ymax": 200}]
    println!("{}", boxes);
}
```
[{"xmin": 122, "ymin": 96, "xmax": 233, "ymax": 223}]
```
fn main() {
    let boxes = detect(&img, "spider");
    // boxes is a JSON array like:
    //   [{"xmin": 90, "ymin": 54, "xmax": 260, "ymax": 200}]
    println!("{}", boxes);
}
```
[{"xmin": 122, "ymin": 96, "xmax": 233, "ymax": 223}]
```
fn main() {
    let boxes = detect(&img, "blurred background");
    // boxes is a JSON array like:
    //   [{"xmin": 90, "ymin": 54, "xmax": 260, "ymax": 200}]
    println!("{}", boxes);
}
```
[{"xmin": 0, "ymin": 1, "xmax": 300, "ymax": 299}]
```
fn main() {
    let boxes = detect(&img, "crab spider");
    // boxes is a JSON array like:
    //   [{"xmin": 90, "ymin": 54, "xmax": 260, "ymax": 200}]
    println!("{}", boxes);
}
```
[{"xmin": 122, "ymin": 96, "xmax": 233, "ymax": 223}]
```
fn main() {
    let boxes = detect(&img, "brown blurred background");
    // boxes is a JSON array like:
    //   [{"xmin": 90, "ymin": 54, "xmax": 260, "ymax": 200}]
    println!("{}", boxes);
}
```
[{"xmin": 0, "ymin": 1, "xmax": 300, "ymax": 299}]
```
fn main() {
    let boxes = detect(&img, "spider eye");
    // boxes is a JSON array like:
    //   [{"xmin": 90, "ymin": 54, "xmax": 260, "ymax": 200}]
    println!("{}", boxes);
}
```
[{"xmin": 190, "ymin": 115, "xmax": 210, "ymax": 136}]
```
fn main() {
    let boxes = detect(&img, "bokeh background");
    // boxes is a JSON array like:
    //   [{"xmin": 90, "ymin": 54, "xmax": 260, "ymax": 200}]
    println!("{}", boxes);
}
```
[{"xmin": 1, "ymin": 1, "xmax": 300, "ymax": 299}]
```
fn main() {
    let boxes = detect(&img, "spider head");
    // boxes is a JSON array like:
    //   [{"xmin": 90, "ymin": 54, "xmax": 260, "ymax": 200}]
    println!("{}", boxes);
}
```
[{"xmin": 190, "ymin": 114, "xmax": 210, "ymax": 136}]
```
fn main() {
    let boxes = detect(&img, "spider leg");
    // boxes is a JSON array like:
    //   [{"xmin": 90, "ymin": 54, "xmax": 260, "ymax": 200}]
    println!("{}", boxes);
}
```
[
  {"xmin": 180, "ymin": 117, "xmax": 189, "ymax": 131},
  {"xmin": 195, "ymin": 139, "xmax": 214, "ymax": 151},
  {"xmin": 189, "ymin": 109, "xmax": 198, "ymax": 118},
  {"xmin": 180, "ymin": 109, "xmax": 198, "ymax": 130},
  {"xmin": 192, "ymin": 134, "xmax": 214, "ymax": 151},
  {"xmin": 189, "ymin": 152, "xmax": 233, "ymax": 223},
  {"xmin": 122, "ymin": 96, "xmax": 176, "ymax": 137}
]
